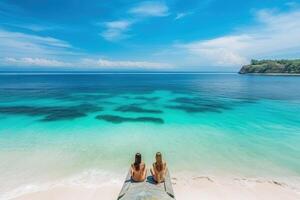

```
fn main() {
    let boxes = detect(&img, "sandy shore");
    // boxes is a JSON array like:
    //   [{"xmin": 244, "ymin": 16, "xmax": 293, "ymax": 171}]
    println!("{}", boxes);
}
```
[{"xmin": 8, "ymin": 173, "xmax": 300, "ymax": 200}]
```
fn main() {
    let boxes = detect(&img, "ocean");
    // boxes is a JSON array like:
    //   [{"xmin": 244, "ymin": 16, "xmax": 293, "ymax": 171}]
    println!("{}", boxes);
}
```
[{"xmin": 0, "ymin": 73, "xmax": 300, "ymax": 199}]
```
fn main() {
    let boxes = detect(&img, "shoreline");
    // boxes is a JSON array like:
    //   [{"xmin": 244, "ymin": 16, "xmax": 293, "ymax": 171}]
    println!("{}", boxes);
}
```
[
  {"xmin": 239, "ymin": 73, "xmax": 300, "ymax": 76},
  {"xmin": 3, "ymin": 171, "xmax": 299, "ymax": 200}
]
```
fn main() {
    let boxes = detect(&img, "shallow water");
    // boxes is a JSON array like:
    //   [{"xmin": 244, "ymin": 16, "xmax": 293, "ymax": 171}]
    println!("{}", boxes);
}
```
[{"xmin": 0, "ymin": 73, "xmax": 300, "ymax": 198}]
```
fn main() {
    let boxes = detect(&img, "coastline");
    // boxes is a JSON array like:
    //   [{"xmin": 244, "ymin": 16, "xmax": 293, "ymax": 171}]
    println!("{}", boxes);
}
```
[
  {"xmin": 7, "ymin": 172, "xmax": 300, "ymax": 200},
  {"xmin": 239, "ymin": 73, "xmax": 300, "ymax": 76}
]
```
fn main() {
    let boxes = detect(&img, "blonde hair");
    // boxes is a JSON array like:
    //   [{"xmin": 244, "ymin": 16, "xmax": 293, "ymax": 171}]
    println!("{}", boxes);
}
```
[{"xmin": 155, "ymin": 152, "xmax": 163, "ymax": 171}]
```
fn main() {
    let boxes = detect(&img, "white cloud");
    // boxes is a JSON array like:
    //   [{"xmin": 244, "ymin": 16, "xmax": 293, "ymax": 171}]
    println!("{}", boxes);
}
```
[
  {"xmin": 80, "ymin": 58, "xmax": 172, "ymax": 69},
  {"xmin": 22, "ymin": 24, "xmax": 52, "ymax": 32},
  {"xmin": 178, "ymin": 35, "xmax": 251, "ymax": 65},
  {"xmin": 0, "ymin": 27, "xmax": 172, "ymax": 69},
  {"xmin": 1, "ymin": 57, "xmax": 172, "ymax": 69},
  {"xmin": 0, "ymin": 28, "xmax": 74, "ymax": 58},
  {"xmin": 2, "ymin": 57, "xmax": 71, "ymax": 67},
  {"xmin": 174, "ymin": 12, "xmax": 193, "ymax": 20},
  {"xmin": 175, "ymin": 9, "xmax": 300, "ymax": 66},
  {"xmin": 100, "ymin": 1, "xmax": 169, "ymax": 41},
  {"xmin": 105, "ymin": 20, "xmax": 131, "ymax": 30},
  {"xmin": 100, "ymin": 20, "xmax": 133, "ymax": 41},
  {"xmin": 0, "ymin": 22, "xmax": 59, "ymax": 32},
  {"xmin": 16, "ymin": 24, "xmax": 60, "ymax": 32},
  {"xmin": 129, "ymin": 1, "xmax": 169, "ymax": 17}
]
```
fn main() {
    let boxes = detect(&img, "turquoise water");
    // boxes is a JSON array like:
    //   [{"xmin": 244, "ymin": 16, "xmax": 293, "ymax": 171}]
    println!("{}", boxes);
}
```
[{"xmin": 0, "ymin": 73, "xmax": 300, "ymax": 196}]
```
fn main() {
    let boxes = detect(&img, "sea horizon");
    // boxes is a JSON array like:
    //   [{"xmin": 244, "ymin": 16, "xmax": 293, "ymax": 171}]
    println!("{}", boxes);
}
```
[{"xmin": 0, "ymin": 70, "xmax": 237, "ymax": 74}]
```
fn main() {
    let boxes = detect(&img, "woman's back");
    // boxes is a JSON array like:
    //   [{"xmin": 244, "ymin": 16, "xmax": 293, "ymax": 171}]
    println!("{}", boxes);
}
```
[
  {"xmin": 151, "ymin": 152, "xmax": 167, "ymax": 183},
  {"xmin": 153, "ymin": 162, "xmax": 166, "ymax": 182},
  {"xmin": 131, "ymin": 153, "xmax": 146, "ymax": 182}
]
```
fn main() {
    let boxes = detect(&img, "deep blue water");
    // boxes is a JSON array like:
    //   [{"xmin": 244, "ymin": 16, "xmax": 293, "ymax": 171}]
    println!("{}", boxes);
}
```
[{"xmin": 1, "ymin": 73, "xmax": 300, "ymax": 99}]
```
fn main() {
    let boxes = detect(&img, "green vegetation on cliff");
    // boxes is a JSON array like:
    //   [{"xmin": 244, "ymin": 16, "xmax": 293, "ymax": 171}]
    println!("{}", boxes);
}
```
[{"xmin": 239, "ymin": 59, "xmax": 300, "ymax": 74}]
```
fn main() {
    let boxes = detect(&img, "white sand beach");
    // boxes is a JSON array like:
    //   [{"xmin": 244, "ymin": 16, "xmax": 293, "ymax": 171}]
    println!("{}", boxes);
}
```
[{"xmin": 9, "ymin": 173, "xmax": 300, "ymax": 200}]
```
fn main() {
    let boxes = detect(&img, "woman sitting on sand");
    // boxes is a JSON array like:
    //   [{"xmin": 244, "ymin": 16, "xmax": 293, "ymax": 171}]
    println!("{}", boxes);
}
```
[
  {"xmin": 150, "ymin": 152, "xmax": 167, "ymax": 183},
  {"xmin": 131, "ymin": 153, "xmax": 146, "ymax": 182}
]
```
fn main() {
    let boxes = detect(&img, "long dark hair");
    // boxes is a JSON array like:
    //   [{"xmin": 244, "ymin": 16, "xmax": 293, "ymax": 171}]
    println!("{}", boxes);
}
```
[{"xmin": 134, "ymin": 153, "xmax": 142, "ymax": 170}]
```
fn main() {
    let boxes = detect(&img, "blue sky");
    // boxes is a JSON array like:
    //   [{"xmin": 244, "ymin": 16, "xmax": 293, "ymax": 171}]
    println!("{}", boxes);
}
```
[{"xmin": 0, "ymin": 0, "xmax": 300, "ymax": 71}]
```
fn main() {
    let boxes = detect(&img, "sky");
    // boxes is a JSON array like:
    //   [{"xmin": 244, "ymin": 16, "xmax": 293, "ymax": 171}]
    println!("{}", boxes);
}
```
[{"xmin": 0, "ymin": 0, "xmax": 300, "ymax": 71}]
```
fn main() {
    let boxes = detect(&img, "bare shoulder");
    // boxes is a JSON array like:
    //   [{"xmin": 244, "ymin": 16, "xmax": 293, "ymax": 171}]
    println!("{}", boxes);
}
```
[
  {"xmin": 141, "ymin": 162, "xmax": 146, "ymax": 168},
  {"xmin": 163, "ymin": 162, "xmax": 167, "ymax": 169},
  {"xmin": 131, "ymin": 164, "xmax": 136, "ymax": 171},
  {"xmin": 152, "ymin": 162, "xmax": 156, "ymax": 169}
]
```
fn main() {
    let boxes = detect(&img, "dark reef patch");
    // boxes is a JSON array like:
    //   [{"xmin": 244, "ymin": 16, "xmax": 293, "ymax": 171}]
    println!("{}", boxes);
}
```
[
  {"xmin": 95, "ymin": 115, "xmax": 164, "ymax": 124},
  {"xmin": 41, "ymin": 111, "xmax": 87, "ymax": 121},
  {"xmin": 171, "ymin": 97, "xmax": 227, "ymax": 108},
  {"xmin": 58, "ymin": 94, "xmax": 114, "ymax": 102},
  {"xmin": 134, "ymin": 96, "xmax": 160, "ymax": 101},
  {"xmin": 0, "ymin": 103, "xmax": 102, "ymax": 121},
  {"xmin": 235, "ymin": 98, "xmax": 258, "ymax": 104},
  {"xmin": 115, "ymin": 105, "xmax": 163, "ymax": 114},
  {"xmin": 166, "ymin": 105, "xmax": 222, "ymax": 113},
  {"xmin": 167, "ymin": 97, "xmax": 230, "ymax": 113}
]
